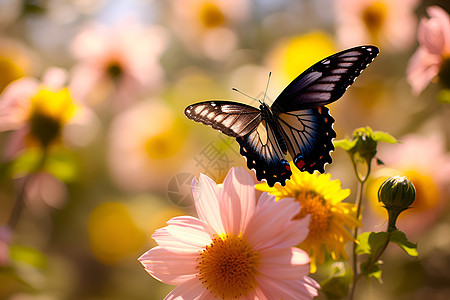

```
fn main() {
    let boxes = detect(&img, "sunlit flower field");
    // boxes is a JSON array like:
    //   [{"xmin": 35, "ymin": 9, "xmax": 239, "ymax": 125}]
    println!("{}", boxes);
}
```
[{"xmin": 1, "ymin": 1, "xmax": 449, "ymax": 299}]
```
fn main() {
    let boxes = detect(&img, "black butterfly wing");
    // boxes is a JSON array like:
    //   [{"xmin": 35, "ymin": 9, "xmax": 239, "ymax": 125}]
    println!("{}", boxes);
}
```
[
  {"xmin": 236, "ymin": 119, "xmax": 291, "ymax": 187},
  {"xmin": 276, "ymin": 107, "xmax": 336, "ymax": 173},
  {"xmin": 184, "ymin": 101, "xmax": 262, "ymax": 137},
  {"xmin": 185, "ymin": 101, "xmax": 291, "ymax": 187},
  {"xmin": 272, "ymin": 45, "xmax": 379, "ymax": 112},
  {"xmin": 271, "ymin": 45, "xmax": 379, "ymax": 173}
]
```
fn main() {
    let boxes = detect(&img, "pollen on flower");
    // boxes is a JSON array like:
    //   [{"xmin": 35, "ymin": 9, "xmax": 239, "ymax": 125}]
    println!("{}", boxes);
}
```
[
  {"xmin": 294, "ymin": 191, "xmax": 332, "ymax": 242},
  {"xmin": 196, "ymin": 233, "xmax": 260, "ymax": 299},
  {"xmin": 361, "ymin": 1, "xmax": 387, "ymax": 42}
]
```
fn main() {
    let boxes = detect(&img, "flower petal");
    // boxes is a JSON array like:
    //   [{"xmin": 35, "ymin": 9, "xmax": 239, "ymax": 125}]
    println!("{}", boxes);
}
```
[
  {"xmin": 165, "ymin": 216, "xmax": 212, "ymax": 247},
  {"xmin": 164, "ymin": 277, "xmax": 206, "ymax": 300},
  {"xmin": 256, "ymin": 275, "xmax": 319, "ymax": 300},
  {"xmin": 192, "ymin": 173, "xmax": 225, "ymax": 234},
  {"xmin": 138, "ymin": 247, "xmax": 198, "ymax": 285},
  {"xmin": 151, "ymin": 217, "xmax": 211, "ymax": 254},
  {"xmin": 258, "ymin": 247, "xmax": 310, "ymax": 280},
  {"xmin": 220, "ymin": 167, "xmax": 256, "ymax": 234},
  {"xmin": 245, "ymin": 197, "xmax": 301, "ymax": 249}
]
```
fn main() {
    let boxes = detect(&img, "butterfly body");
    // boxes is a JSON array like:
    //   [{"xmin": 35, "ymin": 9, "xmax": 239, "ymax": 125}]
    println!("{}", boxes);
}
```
[{"xmin": 185, "ymin": 45, "xmax": 379, "ymax": 187}]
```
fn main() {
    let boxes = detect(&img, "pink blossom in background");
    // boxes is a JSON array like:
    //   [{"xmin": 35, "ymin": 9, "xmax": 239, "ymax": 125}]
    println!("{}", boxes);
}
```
[
  {"xmin": 407, "ymin": 6, "xmax": 450, "ymax": 95},
  {"xmin": 367, "ymin": 132, "xmax": 450, "ymax": 236},
  {"xmin": 0, "ymin": 68, "xmax": 96, "ymax": 159},
  {"xmin": 108, "ymin": 100, "xmax": 191, "ymax": 192},
  {"xmin": 139, "ymin": 167, "xmax": 319, "ymax": 299},
  {"xmin": 169, "ymin": 0, "xmax": 250, "ymax": 61},
  {"xmin": 335, "ymin": 0, "xmax": 418, "ymax": 52},
  {"xmin": 70, "ymin": 20, "xmax": 167, "ymax": 109}
]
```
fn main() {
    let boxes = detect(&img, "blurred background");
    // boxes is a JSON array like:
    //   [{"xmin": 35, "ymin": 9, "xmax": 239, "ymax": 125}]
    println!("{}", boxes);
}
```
[{"xmin": 0, "ymin": 0, "xmax": 449, "ymax": 299}]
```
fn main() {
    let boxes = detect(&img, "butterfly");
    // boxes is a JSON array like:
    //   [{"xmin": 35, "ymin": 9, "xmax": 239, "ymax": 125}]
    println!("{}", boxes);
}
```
[{"xmin": 185, "ymin": 45, "xmax": 379, "ymax": 187}]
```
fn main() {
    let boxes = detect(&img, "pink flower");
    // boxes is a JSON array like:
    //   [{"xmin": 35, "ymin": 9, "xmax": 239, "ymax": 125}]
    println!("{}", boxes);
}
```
[
  {"xmin": 407, "ymin": 6, "xmax": 450, "ymax": 95},
  {"xmin": 138, "ymin": 168, "xmax": 319, "ymax": 299},
  {"xmin": 70, "ymin": 20, "xmax": 167, "ymax": 109},
  {"xmin": 168, "ymin": 0, "xmax": 250, "ymax": 61},
  {"xmin": 0, "ymin": 68, "xmax": 96, "ymax": 158},
  {"xmin": 335, "ymin": 0, "xmax": 418, "ymax": 52},
  {"xmin": 366, "ymin": 132, "xmax": 450, "ymax": 236}
]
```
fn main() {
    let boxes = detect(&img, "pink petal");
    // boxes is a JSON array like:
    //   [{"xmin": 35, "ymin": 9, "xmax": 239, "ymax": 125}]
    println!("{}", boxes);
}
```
[
  {"xmin": 164, "ymin": 277, "xmax": 208, "ymax": 300},
  {"xmin": 192, "ymin": 174, "xmax": 225, "ymax": 235},
  {"xmin": 138, "ymin": 247, "xmax": 198, "ymax": 285},
  {"xmin": 258, "ymin": 247, "xmax": 310, "ymax": 280},
  {"xmin": 426, "ymin": 6, "xmax": 450, "ymax": 53},
  {"xmin": 244, "ymin": 197, "xmax": 301, "ymax": 249},
  {"xmin": 255, "ymin": 215, "xmax": 310, "ymax": 250},
  {"xmin": 256, "ymin": 275, "xmax": 318, "ymax": 300},
  {"xmin": 165, "ymin": 216, "xmax": 213, "ymax": 248},
  {"xmin": 407, "ymin": 47, "xmax": 440, "ymax": 95},
  {"xmin": 220, "ymin": 167, "xmax": 256, "ymax": 234},
  {"xmin": 151, "ymin": 226, "xmax": 205, "ymax": 254}
]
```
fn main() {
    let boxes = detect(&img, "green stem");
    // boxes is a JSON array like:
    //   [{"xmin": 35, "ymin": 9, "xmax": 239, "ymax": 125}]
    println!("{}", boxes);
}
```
[
  {"xmin": 348, "ymin": 157, "xmax": 371, "ymax": 300},
  {"xmin": 7, "ymin": 148, "xmax": 48, "ymax": 230}
]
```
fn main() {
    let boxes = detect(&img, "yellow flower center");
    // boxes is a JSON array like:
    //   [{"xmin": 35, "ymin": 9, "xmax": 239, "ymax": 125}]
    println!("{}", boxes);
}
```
[
  {"xmin": 197, "ymin": 234, "xmax": 260, "ymax": 299},
  {"xmin": 294, "ymin": 191, "xmax": 332, "ymax": 242},
  {"xmin": 361, "ymin": 1, "xmax": 387, "ymax": 43},
  {"xmin": 28, "ymin": 88, "xmax": 76, "ymax": 147},
  {"xmin": 438, "ymin": 55, "xmax": 450, "ymax": 89},
  {"xmin": 199, "ymin": 2, "xmax": 225, "ymax": 28},
  {"xmin": 144, "ymin": 119, "xmax": 187, "ymax": 160},
  {"xmin": 106, "ymin": 60, "xmax": 124, "ymax": 81}
]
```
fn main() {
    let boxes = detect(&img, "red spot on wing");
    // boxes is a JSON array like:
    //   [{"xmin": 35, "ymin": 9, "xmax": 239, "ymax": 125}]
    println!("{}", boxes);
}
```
[{"xmin": 296, "ymin": 160, "xmax": 305, "ymax": 169}]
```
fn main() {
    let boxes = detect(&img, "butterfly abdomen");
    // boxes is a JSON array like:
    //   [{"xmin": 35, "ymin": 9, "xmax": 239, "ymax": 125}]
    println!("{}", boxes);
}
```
[{"xmin": 259, "ymin": 104, "xmax": 288, "ymax": 154}]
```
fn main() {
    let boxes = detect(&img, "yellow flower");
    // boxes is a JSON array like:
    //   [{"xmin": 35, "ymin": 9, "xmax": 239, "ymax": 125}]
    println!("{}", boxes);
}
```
[{"xmin": 256, "ymin": 162, "xmax": 360, "ymax": 273}]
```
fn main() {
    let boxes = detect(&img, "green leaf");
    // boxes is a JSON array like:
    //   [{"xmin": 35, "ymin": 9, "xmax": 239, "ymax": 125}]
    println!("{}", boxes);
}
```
[
  {"xmin": 321, "ymin": 263, "xmax": 352, "ymax": 300},
  {"xmin": 11, "ymin": 148, "xmax": 43, "ymax": 176},
  {"xmin": 45, "ymin": 150, "xmax": 78, "ymax": 182},
  {"xmin": 356, "ymin": 232, "xmax": 389, "ymax": 283},
  {"xmin": 372, "ymin": 131, "xmax": 397, "ymax": 144},
  {"xmin": 360, "ymin": 260, "xmax": 383, "ymax": 283},
  {"xmin": 437, "ymin": 89, "xmax": 450, "ymax": 103},
  {"xmin": 333, "ymin": 139, "xmax": 356, "ymax": 151},
  {"xmin": 390, "ymin": 230, "xmax": 418, "ymax": 257},
  {"xmin": 11, "ymin": 148, "xmax": 78, "ymax": 182},
  {"xmin": 9, "ymin": 245, "xmax": 47, "ymax": 269},
  {"xmin": 355, "ymin": 231, "xmax": 389, "ymax": 255}
]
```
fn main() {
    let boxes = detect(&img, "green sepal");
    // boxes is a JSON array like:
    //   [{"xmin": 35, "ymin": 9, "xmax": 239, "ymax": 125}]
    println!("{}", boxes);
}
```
[
  {"xmin": 333, "ymin": 139, "xmax": 357, "ymax": 151},
  {"xmin": 371, "ymin": 131, "xmax": 397, "ymax": 144}
]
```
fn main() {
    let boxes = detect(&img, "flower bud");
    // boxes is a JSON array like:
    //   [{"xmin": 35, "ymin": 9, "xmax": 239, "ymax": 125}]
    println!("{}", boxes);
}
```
[
  {"xmin": 378, "ymin": 176, "xmax": 416, "ymax": 231},
  {"xmin": 351, "ymin": 130, "xmax": 378, "ymax": 164}
]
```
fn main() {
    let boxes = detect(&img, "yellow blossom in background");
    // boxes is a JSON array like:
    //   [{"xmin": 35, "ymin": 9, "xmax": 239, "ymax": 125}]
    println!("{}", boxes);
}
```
[
  {"xmin": 265, "ymin": 31, "xmax": 335, "ymax": 97},
  {"xmin": 0, "ymin": 37, "xmax": 35, "ymax": 93},
  {"xmin": 256, "ymin": 162, "xmax": 360, "ymax": 273},
  {"xmin": 88, "ymin": 202, "xmax": 146, "ymax": 265}
]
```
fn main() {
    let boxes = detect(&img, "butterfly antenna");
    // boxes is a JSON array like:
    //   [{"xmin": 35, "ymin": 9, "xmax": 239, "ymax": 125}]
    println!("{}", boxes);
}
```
[
  {"xmin": 231, "ymin": 87, "xmax": 260, "ymax": 104},
  {"xmin": 262, "ymin": 72, "xmax": 271, "ymax": 104}
]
